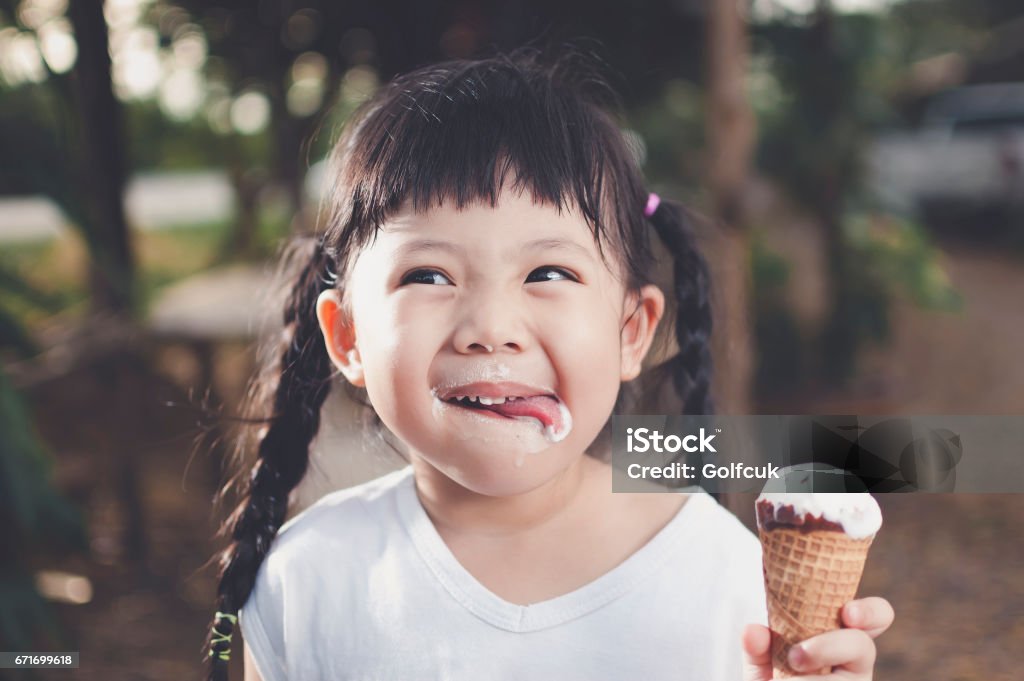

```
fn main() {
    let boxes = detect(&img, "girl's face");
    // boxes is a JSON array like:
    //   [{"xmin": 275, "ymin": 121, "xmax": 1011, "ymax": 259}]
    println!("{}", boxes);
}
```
[{"xmin": 317, "ymin": 187, "xmax": 664, "ymax": 497}]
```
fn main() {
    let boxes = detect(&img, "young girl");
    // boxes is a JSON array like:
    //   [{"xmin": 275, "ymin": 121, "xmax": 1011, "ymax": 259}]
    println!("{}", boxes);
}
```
[{"xmin": 205, "ymin": 48, "xmax": 893, "ymax": 681}]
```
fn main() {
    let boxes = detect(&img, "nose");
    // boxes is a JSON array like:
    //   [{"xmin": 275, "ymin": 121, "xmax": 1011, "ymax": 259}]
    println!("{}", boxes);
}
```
[{"xmin": 452, "ymin": 287, "xmax": 528, "ymax": 354}]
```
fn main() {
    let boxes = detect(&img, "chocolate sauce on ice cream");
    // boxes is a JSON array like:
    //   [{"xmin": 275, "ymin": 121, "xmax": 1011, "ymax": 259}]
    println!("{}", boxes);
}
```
[{"xmin": 756, "ymin": 499, "xmax": 845, "ymax": 533}]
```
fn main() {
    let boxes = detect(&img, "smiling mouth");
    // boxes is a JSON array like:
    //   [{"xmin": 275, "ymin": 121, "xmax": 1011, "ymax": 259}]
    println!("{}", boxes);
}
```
[
  {"xmin": 442, "ymin": 393, "xmax": 556, "ymax": 422},
  {"xmin": 435, "ymin": 390, "xmax": 573, "ymax": 442}
]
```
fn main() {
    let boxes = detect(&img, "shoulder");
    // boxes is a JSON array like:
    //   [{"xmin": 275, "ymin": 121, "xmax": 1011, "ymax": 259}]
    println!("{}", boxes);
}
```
[
  {"xmin": 259, "ymin": 465, "xmax": 414, "ymax": 580},
  {"xmin": 279, "ymin": 464, "xmax": 413, "ymax": 536},
  {"xmin": 239, "ymin": 465, "xmax": 416, "ymax": 678}
]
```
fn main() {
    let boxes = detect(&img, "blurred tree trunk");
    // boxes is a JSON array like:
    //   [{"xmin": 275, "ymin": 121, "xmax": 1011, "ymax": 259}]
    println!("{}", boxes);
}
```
[
  {"xmin": 269, "ymin": 71, "xmax": 309, "ymax": 234},
  {"xmin": 269, "ymin": 61, "xmax": 342, "ymax": 237},
  {"xmin": 704, "ymin": 0, "xmax": 756, "ymax": 416},
  {"xmin": 66, "ymin": 2, "xmax": 148, "ymax": 566},
  {"xmin": 67, "ymin": 0, "xmax": 135, "ymax": 314},
  {"xmin": 811, "ymin": 0, "xmax": 860, "ymax": 383},
  {"xmin": 223, "ymin": 139, "xmax": 262, "ymax": 261}
]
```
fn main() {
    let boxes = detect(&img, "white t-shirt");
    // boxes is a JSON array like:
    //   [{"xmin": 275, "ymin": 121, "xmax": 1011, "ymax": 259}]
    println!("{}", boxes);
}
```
[{"xmin": 239, "ymin": 465, "xmax": 768, "ymax": 681}]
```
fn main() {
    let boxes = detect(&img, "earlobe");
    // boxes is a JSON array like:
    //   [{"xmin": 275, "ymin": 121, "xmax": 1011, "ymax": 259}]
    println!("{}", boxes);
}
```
[
  {"xmin": 315, "ymin": 289, "xmax": 365, "ymax": 387},
  {"xmin": 620, "ymin": 285, "xmax": 665, "ymax": 382}
]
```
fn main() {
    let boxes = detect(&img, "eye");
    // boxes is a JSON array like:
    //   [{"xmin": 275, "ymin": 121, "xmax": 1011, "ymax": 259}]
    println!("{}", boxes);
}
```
[
  {"xmin": 400, "ymin": 268, "xmax": 453, "ymax": 286},
  {"xmin": 525, "ymin": 266, "xmax": 578, "ymax": 284}
]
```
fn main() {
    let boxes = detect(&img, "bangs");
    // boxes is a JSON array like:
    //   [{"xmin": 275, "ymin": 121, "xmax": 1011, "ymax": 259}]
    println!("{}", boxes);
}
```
[{"xmin": 322, "ymin": 49, "xmax": 650, "ymax": 277}]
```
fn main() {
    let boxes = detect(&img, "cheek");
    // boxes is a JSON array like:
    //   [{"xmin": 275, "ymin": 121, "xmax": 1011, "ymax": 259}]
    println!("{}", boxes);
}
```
[
  {"xmin": 350, "ymin": 296, "xmax": 452, "ymax": 459},
  {"xmin": 554, "ymin": 286, "xmax": 623, "ymax": 357},
  {"xmin": 355, "ymin": 287, "xmax": 443, "ymax": 352},
  {"xmin": 351, "ymin": 292, "xmax": 439, "ymax": 410},
  {"xmin": 541, "ymin": 293, "xmax": 624, "ymax": 419}
]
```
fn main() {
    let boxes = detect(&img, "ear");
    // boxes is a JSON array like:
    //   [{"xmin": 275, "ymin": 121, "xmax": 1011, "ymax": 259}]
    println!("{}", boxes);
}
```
[
  {"xmin": 316, "ymin": 289, "xmax": 365, "ymax": 387},
  {"xmin": 620, "ymin": 284, "xmax": 665, "ymax": 382}
]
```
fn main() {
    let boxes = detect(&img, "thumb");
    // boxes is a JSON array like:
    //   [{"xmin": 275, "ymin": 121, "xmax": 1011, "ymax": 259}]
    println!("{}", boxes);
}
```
[{"xmin": 742, "ymin": 623, "xmax": 774, "ymax": 681}]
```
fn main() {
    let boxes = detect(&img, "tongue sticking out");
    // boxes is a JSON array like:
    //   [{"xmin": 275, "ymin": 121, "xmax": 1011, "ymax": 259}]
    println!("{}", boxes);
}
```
[
  {"xmin": 487, "ymin": 395, "xmax": 557, "ymax": 425},
  {"xmin": 478, "ymin": 396, "xmax": 571, "ymax": 442}
]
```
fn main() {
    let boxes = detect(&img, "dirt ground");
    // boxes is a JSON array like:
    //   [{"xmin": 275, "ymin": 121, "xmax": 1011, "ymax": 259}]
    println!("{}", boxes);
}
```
[{"xmin": 15, "ymin": 234, "xmax": 1024, "ymax": 681}]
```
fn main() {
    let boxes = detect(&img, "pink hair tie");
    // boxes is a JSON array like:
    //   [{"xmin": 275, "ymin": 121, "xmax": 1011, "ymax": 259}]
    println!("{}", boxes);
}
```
[{"xmin": 643, "ymin": 193, "xmax": 661, "ymax": 218}]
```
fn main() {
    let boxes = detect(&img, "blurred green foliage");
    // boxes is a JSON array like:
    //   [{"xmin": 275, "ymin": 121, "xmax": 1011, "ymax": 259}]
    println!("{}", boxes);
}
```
[
  {"xmin": 751, "ymin": 7, "xmax": 967, "ymax": 386},
  {"xmin": 1, "ymin": 0, "xmax": 1016, "ymax": 397},
  {"xmin": 0, "ymin": 269, "xmax": 87, "ymax": 653},
  {"xmin": 750, "ymin": 233, "xmax": 804, "ymax": 402},
  {"xmin": 843, "ymin": 212, "xmax": 963, "ymax": 315},
  {"xmin": 633, "ymin": 78, "xmax": 707, "ymax": 194},
  {"xmin": 0, "ymin": 367, "xmax": 87, "ymax": 652},
  {"xmin": 0, "ymin": 218, "xmax": 278, "ymax": 328}
]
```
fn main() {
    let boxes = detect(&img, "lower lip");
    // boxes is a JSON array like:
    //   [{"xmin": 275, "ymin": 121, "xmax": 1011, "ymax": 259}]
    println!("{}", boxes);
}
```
[{"xmin": 434, "ymin": 398, "xmax": 554, "ymax": 459}]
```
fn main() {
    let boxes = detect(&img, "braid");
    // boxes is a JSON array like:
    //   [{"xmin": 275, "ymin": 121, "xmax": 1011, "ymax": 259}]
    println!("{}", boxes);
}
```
[
  {"xmin": 647, "ymin": 198, "xmax": 715, "ymax": 416},
  {"xmin": 204, "ymin": 237, "xmax": 335, "ymax": 680}
]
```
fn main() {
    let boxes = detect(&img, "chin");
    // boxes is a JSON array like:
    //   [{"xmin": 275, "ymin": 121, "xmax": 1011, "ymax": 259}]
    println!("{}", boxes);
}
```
[{"xmin": 428, "ymin": 446, "xmax": 571, "ymax": 496}]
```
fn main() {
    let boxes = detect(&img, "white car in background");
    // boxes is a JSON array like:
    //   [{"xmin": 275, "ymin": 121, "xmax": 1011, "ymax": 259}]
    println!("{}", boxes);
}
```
[{"xmin": 869, "ymin": 82, "xmax": 1024, "ymax": 220}]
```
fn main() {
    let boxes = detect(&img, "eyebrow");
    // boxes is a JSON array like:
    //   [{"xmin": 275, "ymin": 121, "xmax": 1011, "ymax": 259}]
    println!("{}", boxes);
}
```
[{"xmin": 395, "ymin": 237, "xmax": 594, "ymax": 260}]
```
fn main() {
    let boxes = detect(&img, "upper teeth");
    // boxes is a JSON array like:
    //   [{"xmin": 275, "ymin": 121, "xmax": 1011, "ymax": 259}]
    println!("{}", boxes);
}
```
[{"xmin": 452, "ymin": 395, "xmax": 520, "ymax": 405}]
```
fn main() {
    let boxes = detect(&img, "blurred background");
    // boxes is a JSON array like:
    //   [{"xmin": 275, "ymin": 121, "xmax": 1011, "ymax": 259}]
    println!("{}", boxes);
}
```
[{"xmin": 0, "ymin": 0, "xmax": 1021, "ymax": 679}]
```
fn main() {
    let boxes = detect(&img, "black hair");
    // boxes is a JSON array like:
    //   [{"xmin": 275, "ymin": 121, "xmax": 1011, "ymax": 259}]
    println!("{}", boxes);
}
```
[{"xmin": 204, "ymin": 45, "xmax": 714, "ymax": 680}]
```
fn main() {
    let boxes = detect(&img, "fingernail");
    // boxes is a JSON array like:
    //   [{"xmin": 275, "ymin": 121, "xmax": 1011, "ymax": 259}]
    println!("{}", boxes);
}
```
[
  {"xmin": 788, "ymin": 645, "xmax": 806, "ymax": 670},
  {"xmin": 847, "ymin": 602, "xmax": 861, "ymax": 625}
]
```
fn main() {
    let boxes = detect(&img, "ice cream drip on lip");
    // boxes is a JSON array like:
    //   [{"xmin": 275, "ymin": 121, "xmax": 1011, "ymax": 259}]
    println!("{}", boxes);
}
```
[
  {"xmin": 504, "ymin": 397, "xmax": 573, "ymax": 443},
  {"xmin": 756, "ymin": 493, "xmax": 882, "ymax": 539},
  {"xmin": 544, "ymin": 400, "xmax": 572, "ymax": 443}
]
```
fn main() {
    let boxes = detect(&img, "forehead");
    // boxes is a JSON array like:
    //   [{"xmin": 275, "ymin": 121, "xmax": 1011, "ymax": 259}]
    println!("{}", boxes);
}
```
[{"xmin": 381, "ymin": 188, "xmax": 592, "ymax": 243}]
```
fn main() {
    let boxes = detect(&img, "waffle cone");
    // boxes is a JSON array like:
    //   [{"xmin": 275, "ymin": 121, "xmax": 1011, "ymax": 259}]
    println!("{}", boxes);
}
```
[{"xmin": 759, "ymin": 527, "xmax": 874, "ymax": 678}]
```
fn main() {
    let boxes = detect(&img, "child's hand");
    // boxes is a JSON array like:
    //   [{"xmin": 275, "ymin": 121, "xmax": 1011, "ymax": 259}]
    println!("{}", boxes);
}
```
[{"xmin": 741, "ymin": 597, "xmax": 894, "ymax": 680}]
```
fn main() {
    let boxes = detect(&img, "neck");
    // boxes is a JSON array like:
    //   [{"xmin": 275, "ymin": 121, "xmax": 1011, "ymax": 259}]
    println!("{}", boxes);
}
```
[{"xmin": 410, "ymin": 453, "xmax": 605, "ymax": 538}]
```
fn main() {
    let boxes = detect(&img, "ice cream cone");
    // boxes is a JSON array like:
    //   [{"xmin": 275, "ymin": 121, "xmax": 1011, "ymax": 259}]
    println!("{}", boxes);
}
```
[{"xmin": 759, "ymin": 526, "xmax": 874, "ymax": 678}]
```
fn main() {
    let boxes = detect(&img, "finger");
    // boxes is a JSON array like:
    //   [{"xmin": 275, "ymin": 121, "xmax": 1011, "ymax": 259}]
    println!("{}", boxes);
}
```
[
  {"xmin": 790, "ymin": 628, "xmax": 876, "ymax": 676},
  {"xmin": 842, "ymin": 597, "xmax": 895, "ymax": 638},
  {"xmin": 741, "ymin": 623, "xmax": 774, "ymax": 681}
]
